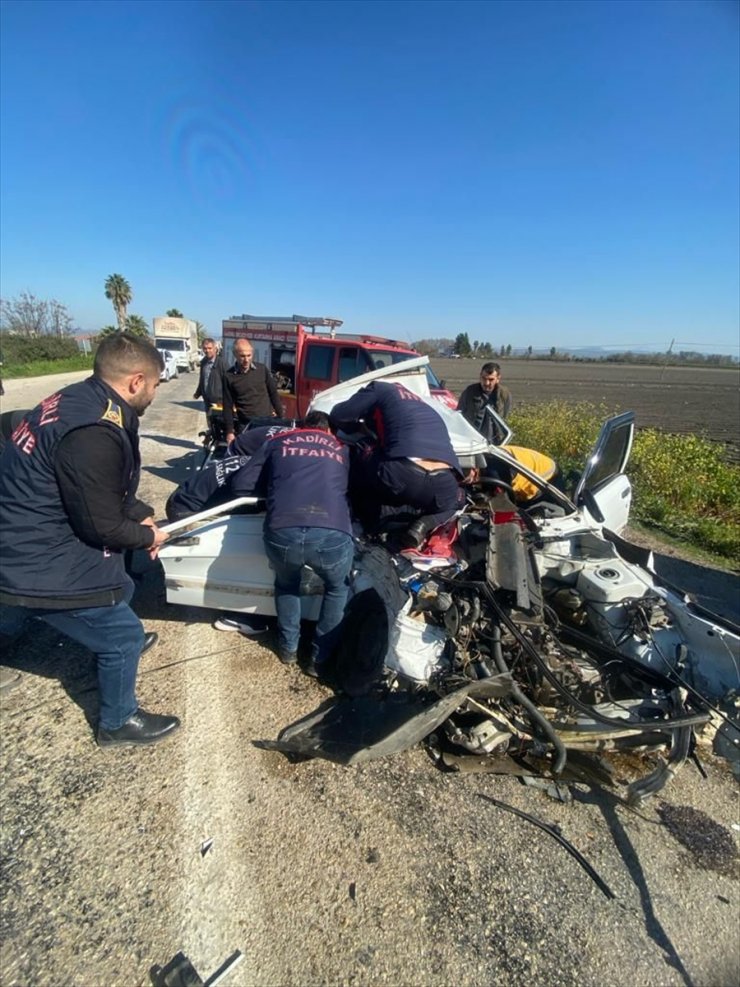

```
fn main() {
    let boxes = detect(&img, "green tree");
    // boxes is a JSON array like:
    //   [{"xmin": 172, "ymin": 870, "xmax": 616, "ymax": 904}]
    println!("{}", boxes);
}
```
[
  {"xmin": 166, "ymin": 308, "xmax": 184, "ymax": 318},
  {"xmin": 526, "ymin": 345, "xmax": 532, "ymax": 359},
  {"xmin": 453, "ymin": 332, "xmax": 471, "ymax": 357},
  {"xmin": 96, "ymin": 325, "xmax": 121, "ymax": 339},
  {"xmin": 104, "ymin": 274, "xmax": 132, "ymax": 332},
  {"xmin": 506, "ymin": 344, "xmax": 512, "ymax": 357},
  {"xmin": 125, "ymin": 314, "xmax": 150, "ymax": 337},
  {"xmin": 550, "ymin": 346, "xmax": 557, "ymax": 359}
]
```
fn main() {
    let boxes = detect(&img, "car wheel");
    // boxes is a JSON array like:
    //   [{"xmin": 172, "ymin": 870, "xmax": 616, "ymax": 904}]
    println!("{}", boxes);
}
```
[{"xmin": 173, "ymin": 368, "xmax": 179, "ymax": 379}]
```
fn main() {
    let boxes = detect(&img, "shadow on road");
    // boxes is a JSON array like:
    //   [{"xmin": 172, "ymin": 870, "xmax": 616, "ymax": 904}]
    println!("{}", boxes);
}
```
[
  {"xmin": 170, "ymin": 400, "xmax": 203, "ymax": 411},
  {"xmin": 143, "ymin": 447, "xmax": 203, "ymax": 486},
  {"xmin": 573, "ymin": 788, "xmax": 692, "ymax": 986},
  {"xmin": 139, "ymin": 433, "xmax": 199, "ymax": 451},
  {"xmin": 0, "ymin": 620, "xmax": 101, "ymax": 730}
]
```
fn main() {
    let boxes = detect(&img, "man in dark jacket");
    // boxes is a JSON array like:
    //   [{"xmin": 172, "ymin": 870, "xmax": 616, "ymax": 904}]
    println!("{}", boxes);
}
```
[
  {"xmin": 457, "ymin": 362, "xmax": 512, "ymax": 444},
  {"xmin": 193, "ymin": 338, "xmax": 225, "ymax": 414},
  {"xmin": 230, "ymin": 412, "xmax": 353, "ymax": 676},
  {"xmin": 0, "ymin": 333, "xmax": 180, "ymax": 748},
  {"xmin": 165, "ymin": 423, "xmax": 293, "ymax": 522},
  {"xmin": 222, "ymin": 338, "xmax": 283, "ymax": 444},
  {"xmin": 329, "ymin": 380, "xmax": 464, "ymax": 547}
]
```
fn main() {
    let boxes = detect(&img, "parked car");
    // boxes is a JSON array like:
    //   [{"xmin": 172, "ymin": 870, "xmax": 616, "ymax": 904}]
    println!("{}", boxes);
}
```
[
  {"xmin": 159, "ymin": 349, "xmax": 179, "ymax": 382},
  {"xmin": 159, "ymin": 357, "xmax": 740, "ymax": 798}
]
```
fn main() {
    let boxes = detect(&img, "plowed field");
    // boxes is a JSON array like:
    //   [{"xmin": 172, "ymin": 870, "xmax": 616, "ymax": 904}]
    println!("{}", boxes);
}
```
[{"xmin": 431, "ymin": 358, "xmax": 740, "ymax": 460}]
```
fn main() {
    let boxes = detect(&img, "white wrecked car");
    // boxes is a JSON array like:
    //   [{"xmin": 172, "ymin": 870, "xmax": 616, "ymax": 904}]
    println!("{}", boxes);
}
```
[{"xmin": 160, "ymin": 357, "xmax": 740, "ymax": 798}]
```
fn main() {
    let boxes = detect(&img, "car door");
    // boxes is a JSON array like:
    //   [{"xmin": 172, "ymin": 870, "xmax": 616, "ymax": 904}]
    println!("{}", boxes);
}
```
[
  {"xmin": 573, "ymin": 412, "xmax": 635, "ymax": 533},
  {"xmin": 297, "ymin": 341, "xmax": 336, "ymax": 414}
]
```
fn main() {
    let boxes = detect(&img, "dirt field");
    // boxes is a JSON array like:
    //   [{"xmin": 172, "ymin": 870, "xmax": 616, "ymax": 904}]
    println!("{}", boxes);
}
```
[{"xmin": 431, "ymin": 359, "xmax": 740, "ymax": 460}]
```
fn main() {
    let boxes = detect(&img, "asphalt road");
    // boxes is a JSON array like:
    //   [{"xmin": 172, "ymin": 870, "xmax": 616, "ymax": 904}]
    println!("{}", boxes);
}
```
[{"xmin": 0, "ymin": 372, "xmax": 738, "ymax": 987}]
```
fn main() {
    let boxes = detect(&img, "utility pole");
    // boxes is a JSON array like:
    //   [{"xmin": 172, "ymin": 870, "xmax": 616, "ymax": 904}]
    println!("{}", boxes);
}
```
[{"xmin": 659, "ymin": 338, "xmax": 675, "ymax": 382}]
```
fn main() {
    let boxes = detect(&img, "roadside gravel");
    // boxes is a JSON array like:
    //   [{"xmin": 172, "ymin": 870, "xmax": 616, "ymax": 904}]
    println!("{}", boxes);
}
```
[{"xmin": 0, "ymin": 373, "xmax": 738, "ymax": 987}]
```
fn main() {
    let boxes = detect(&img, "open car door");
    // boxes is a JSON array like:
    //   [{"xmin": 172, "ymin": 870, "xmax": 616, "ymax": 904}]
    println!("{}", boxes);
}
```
[{"xmin": 573, "ymin": 412, "xmax": 634, "ymax": 534}]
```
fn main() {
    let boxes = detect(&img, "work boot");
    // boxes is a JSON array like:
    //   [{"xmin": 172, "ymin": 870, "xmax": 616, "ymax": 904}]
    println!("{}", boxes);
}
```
[
  {"xmin": 97, "ymin": 708, "xmax": 181, "ymax": 748},
  {"xmin": 400, "ymin": 518, "xmax": 432, "ymax": 550},
  {"xmin": 277, "ymin": 647, "xmax": 298, "ymax": 665},
  {"xmin": 304, "ymin": 657, "xmax": 333, "ymax": 684}
]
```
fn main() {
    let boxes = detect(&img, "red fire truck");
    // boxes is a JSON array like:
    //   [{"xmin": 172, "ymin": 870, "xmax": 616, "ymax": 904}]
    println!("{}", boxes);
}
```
[{"xmin": 221, "ymin": 314, "xmax": 457, "ymax": 418}]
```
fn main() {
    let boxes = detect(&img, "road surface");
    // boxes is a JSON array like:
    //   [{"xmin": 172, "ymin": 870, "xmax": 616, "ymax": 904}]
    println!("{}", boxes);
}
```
[{"xmin": 0, "ymin": 372, "xmax": 738, "ymax": 987}]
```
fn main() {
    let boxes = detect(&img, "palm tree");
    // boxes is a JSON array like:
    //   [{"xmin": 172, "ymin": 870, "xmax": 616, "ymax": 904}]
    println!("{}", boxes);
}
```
[
  {"xmin": 104, "ymin": 274, "xmax": 132, "ymax": 332},
  {"xmin": 124, "ymin": 314, "xmax": 150, "ymax": 337},
  {"xmin": 166, "ymin": 308, "xmax": 184, "ymax": 317}
]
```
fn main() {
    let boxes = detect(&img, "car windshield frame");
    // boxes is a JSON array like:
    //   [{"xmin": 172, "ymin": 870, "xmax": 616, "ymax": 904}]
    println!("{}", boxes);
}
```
[{"xmin": 367, "ymin": 349, "xmax": 442, "ymax": 389}]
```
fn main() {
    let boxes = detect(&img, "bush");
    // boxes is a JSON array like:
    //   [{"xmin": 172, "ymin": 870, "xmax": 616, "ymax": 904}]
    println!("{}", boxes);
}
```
[
  {"xmin": 0, "ymin": 333, "xmax": 80, "ymax": 364},
  {"xmin": 510, "ymin": 400, "xmax": 608, "ymax": 475},
  {"xmin": 509, "ymin": 399, "xmax": 740, "ymax": 564},
  {"xmin": 2, "ymin": 355, "xmax": 94, "ymax": 378}
]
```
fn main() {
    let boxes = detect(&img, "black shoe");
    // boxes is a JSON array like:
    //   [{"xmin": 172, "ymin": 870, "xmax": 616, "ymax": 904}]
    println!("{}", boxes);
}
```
[
  {"xmin": 277, "ymin": 648, "xmax": 298, "ymax": 665},
  {"xmin": 304, "ymin": 657, "xmax": 333, "ymax": 683},
  {"xmin": 142, "ymin": 632, "xmax": 158, "ymax": 655},
  {"xmin": 399, "ymin": 519, "xmax": 429, "ymax": 550},
  {"xmin": 97, "ymin": 707, "xmax": 180, "ymax": 748}
]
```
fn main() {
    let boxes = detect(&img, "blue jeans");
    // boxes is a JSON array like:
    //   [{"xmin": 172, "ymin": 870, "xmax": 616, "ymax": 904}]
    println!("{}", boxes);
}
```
[
  {"xmin": 0, "ymin": 577, "xmax": 144, "ymax": 730},
  {"xmin": 264, "ymin": 526, "xmax": 354, "ymax": 662}
]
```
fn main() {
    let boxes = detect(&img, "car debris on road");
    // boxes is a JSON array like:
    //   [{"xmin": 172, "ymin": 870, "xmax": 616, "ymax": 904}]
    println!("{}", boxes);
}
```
[{"xmin": 159, "ymin": 356, "xmax": 740, "ymax": 803}]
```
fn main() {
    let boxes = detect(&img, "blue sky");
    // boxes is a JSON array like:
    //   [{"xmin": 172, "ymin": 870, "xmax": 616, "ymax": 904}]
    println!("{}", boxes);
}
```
[{"xmin": 1, "ymin": 0, "xmax": 738, "ymax": 353}]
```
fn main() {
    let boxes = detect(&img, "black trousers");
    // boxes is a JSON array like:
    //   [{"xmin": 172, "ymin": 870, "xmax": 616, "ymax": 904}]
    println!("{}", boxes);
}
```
[{"xmin": 351, "ymin": 451, "xmax": 463, "ymax": 529}]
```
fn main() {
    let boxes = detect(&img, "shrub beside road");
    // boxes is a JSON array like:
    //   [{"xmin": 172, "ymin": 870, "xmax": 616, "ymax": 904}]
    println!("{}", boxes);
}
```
[{"xmin": 510, "ymin": 400, "xmax": 740, "ymax": 565}]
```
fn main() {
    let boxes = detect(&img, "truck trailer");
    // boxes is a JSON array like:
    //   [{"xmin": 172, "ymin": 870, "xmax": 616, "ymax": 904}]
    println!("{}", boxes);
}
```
[{"xmin": 152, "ymin": 317, "xmax": 199, "ymax": 373}]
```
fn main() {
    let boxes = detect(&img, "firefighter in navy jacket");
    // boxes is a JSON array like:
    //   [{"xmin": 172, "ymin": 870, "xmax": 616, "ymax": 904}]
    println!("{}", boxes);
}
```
[
  {"xmin": 0, "ymin": 333, "xmax": 180, "ymax": 748},
  {"xmin": 165, "ymin": 423, "xmax": 292, "ymax": 522},
  {"xmin": 230, "ymin": 411, "xmax": 354, "ymax": 675},
  {"xmin": 329, "ymin": 380, "xmax": 464, "ymax": 547}
]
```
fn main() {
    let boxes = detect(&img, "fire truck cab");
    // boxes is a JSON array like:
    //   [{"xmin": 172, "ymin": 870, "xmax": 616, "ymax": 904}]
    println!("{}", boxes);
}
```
[{"xmin": 221, "ymin": 314, "xmax": 457, "ymax": 417}]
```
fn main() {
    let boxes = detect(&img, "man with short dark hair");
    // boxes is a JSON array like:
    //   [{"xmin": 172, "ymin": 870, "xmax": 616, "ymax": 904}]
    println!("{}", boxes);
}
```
[
  {"xmin": 0, "ymin": 332, "xmax": 180, "ymax": 748},
  {"xmin": 457, "ymin": 362, "xmax": 512, "ymax": 444},
  {"xmin": 230, "ymin": 411, "xmax": 353, "ymax": 677},
  {"xmin": 222, "ymin": 338, "xmax": 283, "ymax": 445}
]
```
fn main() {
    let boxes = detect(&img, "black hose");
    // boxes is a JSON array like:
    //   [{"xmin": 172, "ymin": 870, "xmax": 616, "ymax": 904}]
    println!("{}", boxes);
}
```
[
  {"xmin": 437, "ymin": 573, "xmax": 709, "ymax": 732},
  {"xmin": 477, "ymin": 793, "xmax": 616, "ymax": 900},
  {"xmin": 490, "ymin": 625, "xmax": 567, "ymax": 776},
  {"xmin": 483, "ymin": 585, "xmax": 709, "ymax": 732}
]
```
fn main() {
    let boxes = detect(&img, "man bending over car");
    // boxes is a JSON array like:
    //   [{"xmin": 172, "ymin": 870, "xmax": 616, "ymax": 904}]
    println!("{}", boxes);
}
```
[
  {"xmin": 329, "ymin": 380, "xmax": 464, "ymax": 548},
  {"xmin": 165, "ymin": 423, "xmax": 293, "ymax": 522}
]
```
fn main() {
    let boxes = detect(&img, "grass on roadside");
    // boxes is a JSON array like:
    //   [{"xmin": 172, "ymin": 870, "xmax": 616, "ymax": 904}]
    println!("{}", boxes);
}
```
[
  {"xmin": 2, "ymin": 356, "xmax": 94, "ymax": 378},
  {"xmin": 509, "ymin": 400, "xmax": 740, "ymax": 566}
]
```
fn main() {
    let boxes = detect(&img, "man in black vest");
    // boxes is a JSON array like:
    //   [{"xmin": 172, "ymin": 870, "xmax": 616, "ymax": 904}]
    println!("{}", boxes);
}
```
[{"xmin": 0, "ymin": 333, "xmax": 180, "ymax": 748}]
